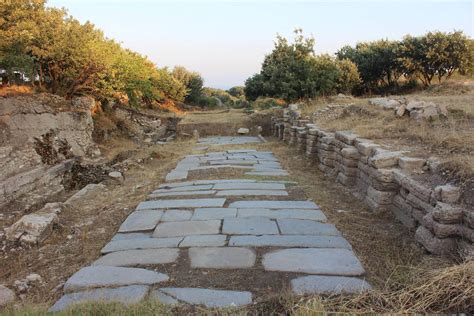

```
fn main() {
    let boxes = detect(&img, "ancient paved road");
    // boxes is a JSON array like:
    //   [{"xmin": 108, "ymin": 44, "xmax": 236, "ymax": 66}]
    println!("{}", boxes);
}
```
[{"xmin": 50, "ymin": 137, "xmax": 371, "ymax": 311}]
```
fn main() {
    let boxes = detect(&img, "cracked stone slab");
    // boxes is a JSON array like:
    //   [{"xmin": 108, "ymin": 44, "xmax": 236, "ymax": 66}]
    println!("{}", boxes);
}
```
[
  {"xmin": 228, "ymin": 235, "xmax": 351, "ymax": 248},
  {"xmin": 161, "ymin": 210, "xmax": 193, "ymax": 222},
  {"xmin": 262, "ymin": 248, "xmax": 365, "ymax": 276},
  {"xmin": 237, "ymin": 208, "xmax": 327, "ymax": 221},
  {"xmin": 152, "ymin": 185, "xmax": 214, "ymax": 193},
  {"xmin": 156, "ymin": 288, "xmax": 252, "ymax": 308},
  {"xmin": 159, "ymin": 179, "xmax": 256, "ymax": 188},
  {"xmin": 189, "ymin": 247, "xmax": 256, "ymax": 269},
  {"xmin": 112, "ymin": 232, "xmax": 152, "ymax": 241},
  {"xmin": 222, "ymin": 217, "xmax": 279, "ymax": 235},
  {"xmin": 137, "ymin": 199, "xmax": 226, "ymax": 210},
  {"xmin": 166, "ymin": 171, "xmax": 188, "ymax": 181},
  {"xmin": 191, "ymin": 208, "xmax": 237, "ymax": 220},
  {"xmin": 179, "ymin": 235, "xmax": 227, "ymax": 247},
  {"xmin": 63, "ymin": 266, "xmax": 168, "ymax": 292},
  {"xmin": 216, "ymin": 190, "xmax": 288, "ymax": 196},
  {"xmin": 154, "ymin": 220, "xmax": 221, "ymax": 237},
  {"xmin": 49, "ymin": 285, "xmax": 149, "ymax": 312},
  {"xmin": 149, "ymin": 190, "xmax": 216, "ymax": 198},
  {"xmin": 229, "ymin": 200, "xmax": 319, "ymax": 209},
  {"xmin": 213, "ymin": 182, "xmax": 285, "ymax": 190},
  {"xmin": 291, "ymin": 275, "xmax": 372, "ymax": 295},
  {"xmin": 245, "ymin": 171, "xmax": 289, "ymax": 176},
  {"xmin": 118, "ymin": 210, "xmax": 163, "ymax": 233},
  {"xmin": 151, "ymin": 290, "xmax": 179, "ymax": 305},
  {"xmin": 101, "ymin": 237, "xmax": 183, "ymax": 253},
  {"xmin": 92, "ymin": 248, "xmax": 179, "ymax": 266},
  {"xmin": 277, "ymin": 219, "xmax": 341, "ymax": 236}
]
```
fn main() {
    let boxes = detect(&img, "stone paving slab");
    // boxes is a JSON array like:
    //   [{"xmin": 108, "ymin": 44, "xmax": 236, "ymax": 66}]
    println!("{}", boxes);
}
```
[
  {"xmin": 246, "ymin": 171, "xmax": 289, "ymax": 176},
  {"xmin": 151, "ymin": 290, "xmax": 178, "ymax": 305},
  {"xmin": 158, "ymin": 179, "xmax": 256, "ymax": 188},
  {"xmin": 237, "ymin": 208, "xmax": 327, "ymax": 221},
  {"xmin": 112, "ymin": 232, "xmax": 152, "ymax": 241},
  {"xmin": 262, "ymin": 248, "xmax": 365, "ymax": 275},
  {"xmin": 179, "ymin": 235, "xmax": 227, "ymax": 247},
  {"xmin": 191, "ymin": 208, "xmax": 237, "ymax": 220},
  {"xmin": 161, "ymin": 210, "xmax": 193, "ymax": 221},
  {"xmin": 149, "ymin": 190, "xmax": 216, "ymax": 198},
  {"xmin": 156, "ymin": 288, "xmax": 252, "ymax": 308},
  {"xmin": 118, "ymin": 210, "xmax": 163, "ymax": 233},
  {"xmin": 152, "ymin": 185, "xmax": 214, "ymax": 193},
  {"xmin": 154, "ymin": 220, "xmax": 221, "ymax": 237},
  {"xmin": 101, "ymin": 237, "xmax": 183, "ymax": 254},
  {"xmin": 50, "ymin": 285, "xmax": 149, "ymax": 312},
  {"xmin": 229, "ymin": 200, "xmax": 319, "ymax": 209},
  {"xmin": 277, "ymin": 219, "xmax": 341, "ymax": 236},
  {"xmin": 63, "ymin": 266, "xmax": 169, "ymax": 292},
  {"xmin": 222, "ymin": 217, "xmax": 279, "ymax": 235},
  {"xmin": 137, "ymin": 198, "xmax": 226, "ymax": 210},
  {"xmin": 228, "ymin": 235, "xmax": 351, "ymax": 248},
  {"xmin": 189, "ymin": 247, "xmax": 256, "ymax": 269},
  {"xmin": 213, "ymin": 182, "xmax": 286, "ymax": 190},
  {"xmin": 216, "ymin": 190, "xmax": 288, "ymax": 196},
  {"xmin": 291, "ymin": 275, "xmax": 372, "ymax": 295},
  {"xmin": 166, "ymin": 171, "xmax": 188, "ymax": 181},
  {"xmin": 92, "ymin": 248, "xmax": 180, "ymax": 267}
]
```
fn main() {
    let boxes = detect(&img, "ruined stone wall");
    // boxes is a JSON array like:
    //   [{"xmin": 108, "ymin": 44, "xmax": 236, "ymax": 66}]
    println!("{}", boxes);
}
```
[{"xmin": 271, "ymin": 111, "xmax": 473, "ymax": 258}]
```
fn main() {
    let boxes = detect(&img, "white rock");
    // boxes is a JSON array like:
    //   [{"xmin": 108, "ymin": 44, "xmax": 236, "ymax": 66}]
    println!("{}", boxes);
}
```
[
  {"xmin": 0, "ymin": 285, "xmax": 15, "ymax": 306},
  {"xmin": 237, "ymin": 128, "xmax": 250, "ymax": 135}
]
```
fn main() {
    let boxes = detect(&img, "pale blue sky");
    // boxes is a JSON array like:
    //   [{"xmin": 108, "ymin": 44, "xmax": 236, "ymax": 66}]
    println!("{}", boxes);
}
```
[{"xmin": 48, "ymin": 0, "xmax": 473, "ymax": 89}]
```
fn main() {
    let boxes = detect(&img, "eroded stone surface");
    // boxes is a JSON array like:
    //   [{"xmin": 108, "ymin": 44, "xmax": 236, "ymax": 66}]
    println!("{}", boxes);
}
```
[
  {"xmin": 101, "ymin": 237, "xmax": 183, "ymax": 253},
  {"xmin": 157, "ymin": 288, "xmax": 252, "ymax": 307},
  {"xmin": 154, "ymin": 220, "xmax": 221, "ymax": 237},
  {"xmin": 216, "ymin": 190, "xmax": 288, "ymax": 196},
  {"xmin": 50, "ymin": 285, "xmax": 149, "ymax": 312},
  {"xmin": 92, "ymin": 248, "xmax": 179, "ymax": 266},
  {"xmin": 291, "ymin": 275, "xmax": 372, "ymax": 295},
  {"xmin": 189, "ymin": 247, "xmax": 256, "ymax": 268},
  {"xmin": 118, "ymin": 210, "xmax": 163, "ymax": 233},
  {"xmin": 192, "ymin": 208, "xmax": 237, "ymax": 220},
  {"xmin": 161, "ymin": 210, "xmax": 193, "ymax": 222},
  {"xmin": 180, "ymin": 235, "xmax": 227, "ymax": 247},
  {"xmin": 237, "ymin": 208, "xmax": 327, "ymax": 221},
  {"xmin": 137, "ymin": 199, "xmax": 226, "ymax": 210},
  {"xmin": 213, "ymin": 182, "xmax": 285, "ymax": 190},
  {"xmin": 229, "ymin": 201, "xmax": 318, "ymax": 209},
  {"xmin": 277, "ymin": 219, "xmax": 340, "ymax": 236},
  {"xmin": 222, "ymin": 217, "xmax": 279, "ymax": 235},
  {"xmin": 229, "ymin": 235, "xmax": 351, "ymax": 248},
  {"xmin": 262, "ymin": 248, "xmax": 365, "ymax": 275},
  {"xmin": 63, "ymin": 266, "xmax": 168, "ymax": 292}
]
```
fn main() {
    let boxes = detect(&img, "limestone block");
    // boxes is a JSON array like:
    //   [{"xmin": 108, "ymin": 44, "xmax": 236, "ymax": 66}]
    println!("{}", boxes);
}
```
[
  {"xmin": 415, "ymin": 226, "xmax": 456, "ymax": 255},
  {"xmin": 432, "ymin": 202, "xmax": 463, "ymax": 224},
  {"xmin": 398, "ymin": 157, "xmax": 426, "ymax": 172},
  {"xmin": 5, "ymin": 211, "xmax": 58, "ymax": 245},
  {"xmin": 406, "ymin": 193, "xmax": 433, "ymax": 213},
  {"xmin": 341, "ymin": 147, "xmax": 360, "ymax": 160},
  {"xmin": 366, "ymin": 186, "xmax": 395, "ymax": 205},
  {"xmin": 335, "ymin": 131, "xmax": 358, "ymax": 145},
  {"xmin": 355, "ymin": 142, "xmax": 380, "ymax": 156},
  {"xmin": 368, "ymin": 150, "xmax": 402, "ymax": 169},
  {"xmin": 434, "ymin": 184, "xmax": 461, "ymax": 203},
  {"xmin": 422, "ymin": 213, "xmax": 461, "ymax": 238}
]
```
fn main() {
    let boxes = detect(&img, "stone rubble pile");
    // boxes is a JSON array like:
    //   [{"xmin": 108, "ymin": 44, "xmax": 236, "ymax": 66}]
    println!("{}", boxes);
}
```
[
  {"xmin": 271, "ymin": 111, "xmax": 473, "ymax": 257},
  {"xmin": 369, "ymin": 98, "xmax": 448, "ymax": 121}
]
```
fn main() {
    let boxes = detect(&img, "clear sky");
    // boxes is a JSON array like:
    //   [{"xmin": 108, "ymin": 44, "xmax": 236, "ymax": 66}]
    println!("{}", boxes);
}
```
[{"xmin": 47, "ymin": 0, "xmax": 473, "ymax": 89}]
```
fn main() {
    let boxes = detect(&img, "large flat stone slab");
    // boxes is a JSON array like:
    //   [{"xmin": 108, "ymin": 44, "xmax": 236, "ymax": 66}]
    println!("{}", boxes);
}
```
[
  {"xmin": 191, "ymin": 208, "xmax": 237, "ymax": 220},
  {"xmin": 189, "ymin": 247, "xmax": 255, "ymax": 269},
  {"xmin": 179, "ymin": 235, "xmax": 227, "ymax": 247},
  {"xmin": 262, "ymin": 248, "xmax": 365, "ymax": 275},
  {"xmin": 157, "ymin": 288, "xmax": 252, "ymax": 308},
  {"xmin": 161, "ymin": 210, "xmax": 193, "ymax": 222},
  {"xmin": 118, "ymin": 210, "xmax": 163, "ymax": 233},
  {"xmin": 101, "ymin": 237, "xmax": 183, "ymax": 253},
  {"xmin": 237, "ymin": 208, "xmax": 327, "ymax": 221},
  {"xmin": 228, "ymin": 235, "xmax": 351, "ymax": 248},
  {"xmin": 137, "ymin": 199, "xmax": 226, "ymax": 210},
  {"xmin": 245, "ymin": 171, "xmax": 289, "ymax": 176},
  {"xmin": 153, "ymin": 220, "xmax": 221, "ymax": 237},
  {"xmin": 149, "ymin": 190, "xmax": 216, "ymax": 198},
  {"xmin": 50, "ymin": 285, "xmax": 149, "ymax": 312},
  {"xmin": 229, "ymin": 200, "xmax": 319, "ymax": 209},
  {"xmin": 291, "ymin": 275, "xmax": 372, "ymax": 295},
  {"xmin": 92, "ymin": 249, "xmax": 179, "ymax": 266},
  {"xmin": 112, "ymin": 232, "xmax": 152, "ymax": 241},
  {"xmin": 63, "ymin": 266, "xmax": 168, "ymax": 292},
  {"xmin": 152, "ymin": 185, "xmax": 214, "ymax": 193},
  {"xmin": 213, "ymin": 182, "xmax": 285, "ymax": 190},
  {"xmin": 277, "ymin": 219, "xmax": 341, "ymax": 236},
  {"xmin": 222, "ymin": 217, "xmax": 279, "ymax": 235},
  {"xmin": 216, "ymin": 190, "xmax": 288, "ymax": 196}
]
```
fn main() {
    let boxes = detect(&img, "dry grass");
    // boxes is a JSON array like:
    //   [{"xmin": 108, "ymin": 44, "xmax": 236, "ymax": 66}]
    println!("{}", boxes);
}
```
[{"xmin": 0, "ymin": 85, "xmax": 33, "ymax": 97}]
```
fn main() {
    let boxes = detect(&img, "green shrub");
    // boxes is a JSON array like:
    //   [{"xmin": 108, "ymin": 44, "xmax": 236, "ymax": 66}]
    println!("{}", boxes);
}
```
[{"xmin": 252, "ymin": 97, "xmax": 287, "ymax": 109}]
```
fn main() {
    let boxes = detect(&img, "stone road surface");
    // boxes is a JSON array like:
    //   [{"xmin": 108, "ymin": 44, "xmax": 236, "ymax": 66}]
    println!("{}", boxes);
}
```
[{"xmin": 50, "ymin": 138, "xmax": 371, "ymax": 311}]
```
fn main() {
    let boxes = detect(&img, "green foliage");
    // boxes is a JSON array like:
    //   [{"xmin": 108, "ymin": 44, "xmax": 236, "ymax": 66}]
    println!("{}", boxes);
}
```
[
  {"xmin": 202, "ymin": 87, "xmax": 247, "ymax": 107},
  {"xmin": 0, "ymin": 0, "xmax": 186, "ymax": 106},
  {"xmin": 244, "ymin": 74, "xmax": 265, "ymax": 101},
  {"xmin": 335, "ymin": 59, "xmax": 361, "ymax": 93},
  {"xmin": 252, "ymin": 97, "xmax": 287, "ymax": 109},
  {"xmin": 227, "ymin": 86, "xmax": 245, "ymax": 98},
  {"xmin": 171, "ymin": 66, "xmax": 204, "ymax": 103}
]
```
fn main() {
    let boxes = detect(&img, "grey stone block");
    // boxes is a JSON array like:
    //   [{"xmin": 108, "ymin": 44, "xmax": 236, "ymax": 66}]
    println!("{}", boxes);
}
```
[
  {"xmin": 216, "ymin": 190, "xmax": 288, "ymax": 196},
  {"xmin": 237, "ymin": 208, "xmax": 327, "ymax": 221},
  {"xmin": 118, "ymin": 210, "xmax": 163, "ymax": 233},
  {"xmin": 179, "ymin": 235, "xmax": 227, "ymax": 247},
  {"xmin": 291, "ymin": 275, "xmax": 372, "ymax": 295},
  {"xmin": 149, "ymin": 190, "xmax": 216, "ymax": 198},
  {"xmin": 137, "ymin": 199, "xmax": 226, "ymax": 210},
  {"xmin": 222, "ymin": 217, "xmax": 279, "ymax": 235},
  {"xmin": 192, "ymin": 208, "xmax": 237, "ymax": 220},
  {"xmin": 101, "ymin": 237, "xmax": 183, "ymax": 253},
  {"xmin": 229, "ymin": 201, "xmax": 319, "ymax": 209},
  {"xmin": 150, "ymin": 290, "xmax": 178, "ymax": 305},
  {"xmin": 277, "ymin": 219, "xmax": 341, "ymax": 236},
  {"xmin": 64, "ymin": 266, "xmax": 168, "ymax": 292},
  {"xmin": 262, "ymin": 248, "xmax": 365, "ymax": 275},
  {"xmin": 228, "ymin": 235, "xmax": 351, "ymax": 248},
  {"xmin": 189, "ymin": 247, "xmax": 256, "ymax": 268},
  {"xmin": 153, "ymin": 184, "xmax": 213, "ymax": 193},
  {"xmin": 161, "ymin": 210, "xmax": 193, "ymax": 222},
  {"xmin": 213, "ymin": 182, "xmax": 285, "ymax": 190},
  {"xmin": 154, "ymin": 220, "xmax": 221, "ymax": 237},
  {"xmin": 157, "ymin": 288, "xmax": 252, "ymax": 307},
  {"xmin": 92, "ymin": 248, "xmax": 179, "ymax": 266},
  {"xmin": 49, "ymin": 285, "xmax": 149, "ymax": 312},
  {"xmin": 112, "ymin": 232, "xmax": 152, "ymax": 241}
]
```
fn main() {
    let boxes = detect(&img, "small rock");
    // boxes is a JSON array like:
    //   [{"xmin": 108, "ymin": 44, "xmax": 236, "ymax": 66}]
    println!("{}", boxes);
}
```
[
  {"xmin": 0, "ymin": 285, "xmax": 15, "ymax": 306},
  {"xmin": 13, "ymin": 280, "xmax": 28, "ymax": 293},
  {"xmin": 237, "ymin": 128, "xmax": 249, "ymax": 135},
  {"xmin": 26, "ymin": 273, "xmax": 42, "ymax": 283},
  {"xmin": 108, "ymin": 171, "xmax": 124, "ymax": 184},
  {"xmin": 192, "ymin": 130, "xmax": 199, "ymax": 139},
  {"xmin": 396, "ymin": 104, "xmax": 407, "ymax": 117}
]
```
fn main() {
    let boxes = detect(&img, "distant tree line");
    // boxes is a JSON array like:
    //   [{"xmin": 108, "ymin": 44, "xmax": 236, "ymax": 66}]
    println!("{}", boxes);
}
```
[
  {"xmin": 245, "ymin": 30, "xmax": 473, "ymax": 101},
  {"xmin": 0, "ymin": 0, "xmax": 207, "ymax": 108}
]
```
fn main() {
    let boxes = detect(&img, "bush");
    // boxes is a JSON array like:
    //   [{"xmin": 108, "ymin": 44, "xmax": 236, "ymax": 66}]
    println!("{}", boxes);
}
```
[
  {"xmin": 195, "ymin": 96, "xmax": 220, "ymax": 108},
  {"xmin": 252, "ymin": 97, "xmax": 287, "ymax": 109}
]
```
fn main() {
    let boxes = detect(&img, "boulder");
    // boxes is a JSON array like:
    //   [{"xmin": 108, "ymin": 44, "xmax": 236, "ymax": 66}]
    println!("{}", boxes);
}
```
[
  {"xmin": 395, "ymin": 104, "xmax": 407, "ymax": 117},
  {"xmin": 237, "ymin": 128, "xmax": 250, "ymax": 135},
  {"xmin": 0, "ymin": 285, "xmax": 15, "ymax": 307},
  {"xmin": 108, "ymin": 171, "xmax": 124, "ymax": 184},
  {"xmin": 5, "ymin": 211, "xmax": 58, "ymax": 245}
]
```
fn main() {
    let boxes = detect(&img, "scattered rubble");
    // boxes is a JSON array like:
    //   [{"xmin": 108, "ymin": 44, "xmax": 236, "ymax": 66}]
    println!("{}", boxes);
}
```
[{"xmin": 369, "ymin": 97, "xmax": 448, "ymax": 121}]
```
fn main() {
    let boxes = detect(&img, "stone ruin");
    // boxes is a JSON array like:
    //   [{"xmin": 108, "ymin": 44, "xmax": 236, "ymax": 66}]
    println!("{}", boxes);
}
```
[
  {"xmin": 369, "ymin": 97, "xmax": 448, "ymax": 121},
  {"xmin": 271, "ymin": 110, "xmax": 473, "ymax": 259}
]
